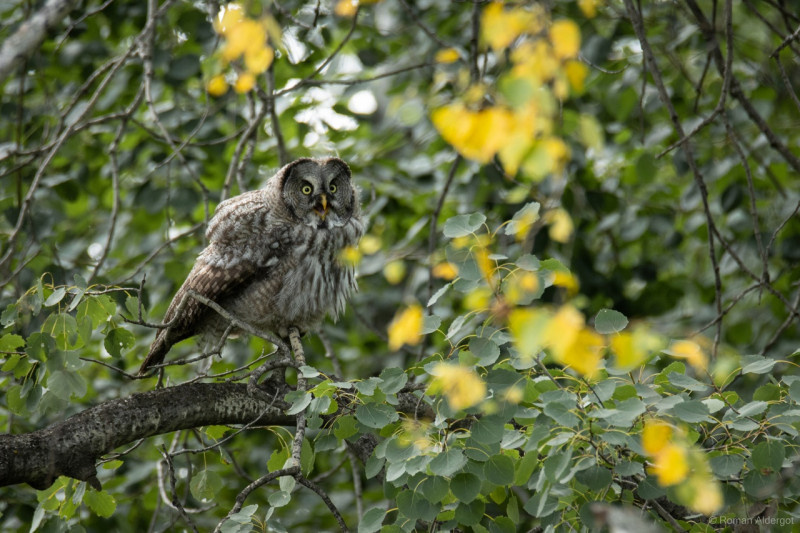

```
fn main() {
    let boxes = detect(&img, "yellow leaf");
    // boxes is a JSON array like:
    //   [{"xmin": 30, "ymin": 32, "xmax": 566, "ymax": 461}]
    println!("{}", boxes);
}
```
[
  {"xmin": 551, "ymin": 271, "xmax": 579, "ymax": 294},
  {"xmin": 383, "ymin": 260, "xmax": 406, "ymax": 285},
  {"xmin": 245, "ymin": 45, "xmax": 273, "ymax": 74},
  {"xmin": 543, "ymin": 138, "xmax": 571, "ymax": 175},
  {"xmin": 550, "ymin": 19, "xmax": 581, "ymax": 60},
  {"xmin": 503, "ymin": 386, "xmax": 524, "ymax": 404},
  {"xmin": 463, "ymin": 287, "xmax": 492, "ymax": 311},
  {"xmin": 435, "ymin": 48, "xmax": 460, "ymax": 64},
  {"xmin": 234, "ymin": 72, "xmax": 256, "ymax": 93},
  {"xmin": 388, "ymin": 304, "xmax": 423, "ymax": 350},
  {"xmin": 668, "ymin": 340, "xmax": 708, "ymax": 371},
  {"xmin": 473, "ymin": 247, "xmax": 495, "ymax": 283},
  {"xmin": 359, "ymin": 234, "xmax": 382, "ymax": 255},
  {"xmin": 431, "ymin": 104, "xmax": 513, "ymax": 163},
  {"xmin": 503, "ymin": 271, "xmax": 540, "ymax": 305},
  {"xmin": 558, "ymin": 328, "xmax": 604, "ymax": 378},
  {"xmin": 508, "ymin": 307, "xmax": 550, "ymax": 360},
  {"xmin": 339, "ymin": 245, "xmax": 361, "ymax": 266},
  {"xmin": 222, "ymin": 19, "xmax": 266, "ymax": 63},
  {"xmin": 611, "ymin": 328, "xmax": 662, "ymax": 369},
  {"xmin": 579, "ymin": 0, "xmax": 599, "ymax": 18},
  {"xmin": 565, "ymin": 60, "xmax": 588, "ymax": 94},
  {"xmin": 511, "ymin": 40, "xmax": 559, "ymax": 85},
  {"xmin": 610, "ymin": 332, "xmax": 642, "ymax": 369},
  {"xmin": 429, "ymin": 363, "xmax": 486, "ymax": 410},
  {"xmin": 215, "ymin": 4, "xmax": 245, "ymax": 35},
  {"xmin": 543, "ymin": 305, "xmax": 604, "ymax": 378},
  {"xmin": 686, "ymin": 475, "xmax": 723, "ymax": 515},
  {"xmin": 432, "ymin": 262, "xmax": 459, "ymax": 280},
  {"xmin": 649, "ymin": 443, "xmax": 689, "ymax": 486},
  {"xmin": 335, "ymin": 0, "xmax": 359, "ymax": 17},
  {"xmin": 481, "ymin": 3, "xmax": 543, "ymax": 51},
  {"xmin": 641, "ymin": 420, "xmax": 672, "ymax": 456},
  {"xmin": 545, "ymin": 208, "xmax": 573, "ymax": 243},
  {"xmin": 207, "ymin": 75, "xmax": 228, "ymax": 97}
]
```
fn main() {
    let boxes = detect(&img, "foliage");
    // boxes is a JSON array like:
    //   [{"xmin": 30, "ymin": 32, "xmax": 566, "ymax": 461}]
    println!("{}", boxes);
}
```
[{"xmin": 1, "ymin": 0, "xmax": 800, "ymax": 532}]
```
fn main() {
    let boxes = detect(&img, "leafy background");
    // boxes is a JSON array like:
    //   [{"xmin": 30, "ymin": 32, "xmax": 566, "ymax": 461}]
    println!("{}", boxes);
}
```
[{"xmin": 1, "ymin": 0, "xmax": 799, "ymax": 531}]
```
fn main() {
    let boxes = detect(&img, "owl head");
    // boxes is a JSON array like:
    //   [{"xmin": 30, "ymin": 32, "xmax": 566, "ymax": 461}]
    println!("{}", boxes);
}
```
[{"xmin": 279, "ymin": 157, "xmax": 358, "ymax": 229}]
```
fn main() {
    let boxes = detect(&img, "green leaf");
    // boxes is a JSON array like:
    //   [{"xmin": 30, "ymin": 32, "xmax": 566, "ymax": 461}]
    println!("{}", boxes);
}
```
[
  {"xmin": 636, "ymin": 476, "xmax": 665, "ymax": 500},
  {"xmin": 743, "ymin": 470, "xmax": 778, "ymax": 498},
  {"xmin": 575, "ymin": 465, "xmax": 612, "ymax": 491},
  {"xmin": 751, "ymin": 440, "xmax": 784, "ymax": 474},
  {"xmin": 741, "ymin": 355, "xmax": 776, "ymax": 375},
  {"xmin": 84, "ymin": 490, "xmax": 116, "ymax": 518},
  {"xmin": 594, "ymin": 309, "xmax": 628, "ymax": 334},
  {"xmin": 397, "ymin": 491, "xmax": 437, "ymax": 522},
  {"xmin": 670, "ymin": 400, "xmax": 712, "ymax": 423},
  {"xmin": 124, "ymin": 295, "xmax": 140, "ymax": 318},
  {"xmin": 737, "ymin": 401, "xmax": 768, "ymax": 418},
  {"xmin": 44, "ymin": 287, "xmax": 66, "ymax": 307},
  {"xmin": 667, "ymin": 372, "xmax": 708, "ymax": 391},
  {"xmin": 471, "ymin": 415, "xmax": 505, "ymax": 445},
  {"xmin": 483, "ymin": 454, "xmax": 515, "ymax": 486},
  {"xmin": 543, "ymin": 450, "xmax": 572, "ymax": 484},
  {"xmin": 451, "ymin": 472, "xmax": 481, "ymax": 503},
  {"xmin": 286, "ymin": 391, "xmax": 312, "ymax": 415},
  {"xmin": 355, "ymin": 403, "xmax": 399, "ymax": 428},
  {"xmin": 470, "ymin": 336, "xmax": 501, "ymax": 366},
  {"xmin": 333, "ymin": 415, "xmax": 358, "ymax": 440},
  {"xmin": 268, "ymin": 490, "xmax": 291, "ymax": 507},
  {"xmin": 1, "ymin": 303, "xmax": 18, "ymax": 326},
  {"xmin": 543, "ymin": 401, "xmax": 580, "ymax": 427},
  {"xmin": 43, "ymin": 312, "xmax": 81, "ymax": 350},
  {"xmin": 190, "ymin": 469, "xmax": 222, "ymax": 501},
  {"xmin": 299, "ymin": 365, "xmax": 320, "ymax": 378},
  {"xmin": 420, "ymin": 476, "xmax": 449, "ymax": 503},
  {"xmin": 443, "ymin": 213, "xmax": 487, "ymax": 238},
  {"xmin": 429, "ymin": 448, "xmax": 467, "ymax": 477},
  {"xmin": 77, "ymin": 295, "xmax": 116, "ymax": 329},
  {"xmin": 7, "ymin": 385, "xmax": 27, "ymax": 415},
  {"xmin": 709, "ymin": 454, "xmax": 744, "ymax": 478},
  {"xmin": 422, "ymin": 314, "xmax": 442, "ymax": 333},
  {"xmin": 26, "ymin": 332, "xmax": 55, "ymax": 362},
  {"xmin": 454, "ymin": 498, "xmax": 485, "ymax": 526},
  {"xmin": 378, "ymin": 367, "xmax": 408, "ymax": 394},
  {"xmin": 0, "ymin": 333, "xmax": 25, "ymax": 352},
  {"xmin": 47, "ymin": 370, "xmax": 87, "ymax": 400},
  {"xmin": 358, "ymin": 507, "xmax": 386, "ymax": 533},
  {"xmin": 103, "ymin": 327, "xmax": 135, "ymax": 357},
  {"xmin": 355, "ymin": 377, "xmax": 382, "ymax": 396},
  {"xmin": 267, "ymin": 447, "xmax": 289, "ymax": 473}
]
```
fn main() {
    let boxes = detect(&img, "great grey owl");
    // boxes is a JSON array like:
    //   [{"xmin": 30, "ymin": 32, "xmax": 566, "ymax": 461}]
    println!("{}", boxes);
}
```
[{"xmin": 138, "ymin": 157, "xmax": 363, "ymax": 375}]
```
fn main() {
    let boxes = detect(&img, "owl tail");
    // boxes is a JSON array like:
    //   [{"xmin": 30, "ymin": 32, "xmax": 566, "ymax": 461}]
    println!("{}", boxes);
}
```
[{"xmin": 138, "ymin": 331, "xmax": 170, "ymax": 376}]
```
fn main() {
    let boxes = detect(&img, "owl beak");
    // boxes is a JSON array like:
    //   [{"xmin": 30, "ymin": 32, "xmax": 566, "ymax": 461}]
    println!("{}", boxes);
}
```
[{"xmin": 315, "ymin": 194, "xmax": 328, "ymax": 220}]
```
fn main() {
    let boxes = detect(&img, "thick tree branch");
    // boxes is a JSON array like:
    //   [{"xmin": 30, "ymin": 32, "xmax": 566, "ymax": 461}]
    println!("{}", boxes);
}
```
[{"xmin": 0, "ymin": 382, "xmax": 292, "ymax": 490}]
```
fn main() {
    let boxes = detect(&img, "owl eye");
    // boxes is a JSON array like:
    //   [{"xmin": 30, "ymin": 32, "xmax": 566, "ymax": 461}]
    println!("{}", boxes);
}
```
[
  {"xmin": 329, "ymin": 183, "xmax": 338, "ymax": 193},
  {"xmin": 301, "ymin": 184, "xmax": 313, "ymax": 195}
]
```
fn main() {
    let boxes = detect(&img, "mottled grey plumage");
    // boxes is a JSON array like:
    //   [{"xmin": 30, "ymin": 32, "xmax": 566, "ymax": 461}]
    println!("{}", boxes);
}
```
[{"xmin": 138, "ymin": 157, "xmax": 363, "ymax": 375}]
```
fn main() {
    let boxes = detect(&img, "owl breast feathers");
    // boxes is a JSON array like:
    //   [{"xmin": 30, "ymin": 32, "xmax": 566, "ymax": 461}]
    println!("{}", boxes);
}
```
[{"xmin": 138, "ymin": 157, "xmax": 364, "ymax": 375}]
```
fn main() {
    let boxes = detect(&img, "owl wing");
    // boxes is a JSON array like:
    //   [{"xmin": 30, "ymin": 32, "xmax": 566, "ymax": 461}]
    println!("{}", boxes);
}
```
[
  {"xmin": 139, "ymin": 190, "xmax": 286, "ymax": 375},
  {"xmin": 138, "ymin": 258, "xmax": 262, "ymax": 375}
]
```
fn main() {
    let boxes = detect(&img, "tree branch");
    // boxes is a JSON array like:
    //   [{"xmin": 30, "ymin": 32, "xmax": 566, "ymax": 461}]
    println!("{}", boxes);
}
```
[{"xmin": 0, "ymin": 382, "xmax": 292, "ymax": 490}]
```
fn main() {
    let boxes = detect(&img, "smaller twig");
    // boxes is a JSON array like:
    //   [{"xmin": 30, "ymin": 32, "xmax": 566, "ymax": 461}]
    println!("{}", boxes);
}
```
[
  {"xmin": 295, "ymin": 475, "xmax": 350, "ymax": 532},
  {"xmin": 214, "ymin": 466, "xmax": 300, "ymax": 533},
  {"xmin": 770, "ymin": 22, "xmax": 800, "ymax": 57},
  {"xmin": 159, "ymin": 447, "xmax": 204, "ymax": 530}
]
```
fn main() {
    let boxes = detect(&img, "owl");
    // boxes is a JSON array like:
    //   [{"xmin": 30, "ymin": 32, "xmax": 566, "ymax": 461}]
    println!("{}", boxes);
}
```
[{"xmin": 138, "ymin": 157, "xmax": 363, "ymax": 375}]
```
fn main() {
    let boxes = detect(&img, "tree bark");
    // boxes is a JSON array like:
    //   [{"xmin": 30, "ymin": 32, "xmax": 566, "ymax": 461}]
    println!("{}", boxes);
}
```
[{"xmin": 0, "ymin": 382, "xmax": 292, "ymax": 490}]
